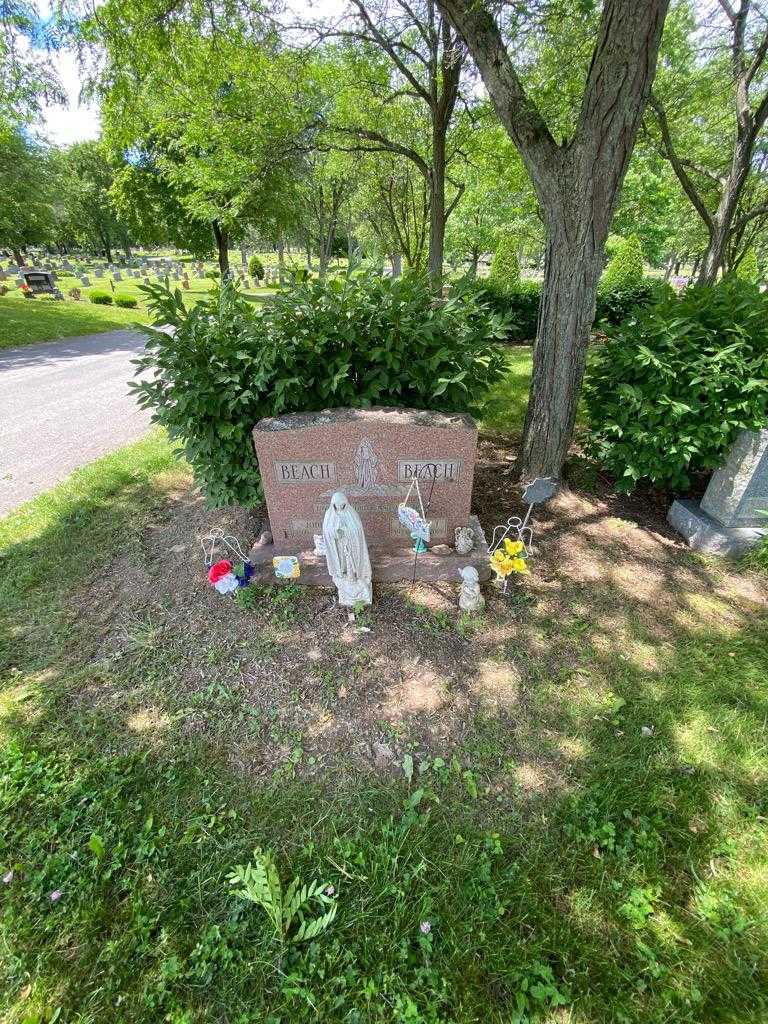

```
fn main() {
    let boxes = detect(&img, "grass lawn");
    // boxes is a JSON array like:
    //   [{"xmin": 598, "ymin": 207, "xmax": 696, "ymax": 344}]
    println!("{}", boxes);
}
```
[
  {"xmin": 479, "ymin": 346, "xmax": 534, "ymax": 438},
  {"xmin": 1, "ymin": 395, "xmax": 767, "ymax": 1022},
  {"xmin": 0, "ymin": 273, "xmax": 274, "ymax": 350}
]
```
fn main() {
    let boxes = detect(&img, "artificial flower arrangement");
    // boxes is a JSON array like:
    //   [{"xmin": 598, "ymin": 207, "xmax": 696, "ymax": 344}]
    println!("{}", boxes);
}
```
[
  {"xmin": 208, "ymin": 558, "xmax": 254, "ymax": 594},
  {"xmin": 490, "ymin": 537, "xmax": 530, "ymax": 583}
]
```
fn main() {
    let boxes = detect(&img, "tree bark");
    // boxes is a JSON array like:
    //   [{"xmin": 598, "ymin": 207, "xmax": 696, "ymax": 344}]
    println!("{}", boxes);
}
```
[
  {"xmin": 277, "ymin": 238, "xmax": 285, "ymax": 285},
  {"xmin": 519, "ymin": 212, "xmax": 603, "ymax": 475},
  {"xmin": 212, "ymin": 222, "xmax": 229, "ymax": 277},
  {"xmin": 428, "ymin": 127, "xmax": 446, "ymax": 284},
  {"xmin": 697, "ymin": 137, "xmax": 754, "ymax": 283},
  {"xmin": 439, "ymin": 0, "xmax": 670, "ymax": 480},
  {"xmin": 12, "ymin": 248, "xmax": 25, "ymax": 267}
]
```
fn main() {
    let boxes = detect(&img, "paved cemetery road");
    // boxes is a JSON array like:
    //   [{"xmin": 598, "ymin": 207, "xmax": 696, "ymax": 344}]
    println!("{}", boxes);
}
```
[{"xmin": 0, "ymin": 330, "xmax": 153, "ymax": 517}]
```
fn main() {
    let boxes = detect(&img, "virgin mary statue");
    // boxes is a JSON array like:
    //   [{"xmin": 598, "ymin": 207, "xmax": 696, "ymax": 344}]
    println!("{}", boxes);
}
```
[{"xmin": 322, "ymin": 492, "xmax": 372, "ymax": 606}]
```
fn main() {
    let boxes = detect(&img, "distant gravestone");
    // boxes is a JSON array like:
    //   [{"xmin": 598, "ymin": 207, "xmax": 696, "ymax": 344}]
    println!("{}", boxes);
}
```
[
  {"xmin": 94, "ymin": 268, "xmax": 104, "ymax": 278},
  {"xmin": 80, "ymin": 276, "xmax": 91, "ymax": 287},
  {"xmin": 668, "ymin": 427, "xmax": 768, "ymax": 555},
  {"xmin": 22, "ymin": 268, "xmax": 57, "ymax": 295}
]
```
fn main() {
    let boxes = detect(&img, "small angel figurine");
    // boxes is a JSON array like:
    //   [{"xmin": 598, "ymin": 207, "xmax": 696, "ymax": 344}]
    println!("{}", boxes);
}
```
[{"xmin": 458, "ymin": 566, "xmax": 485, "ymax": 613}]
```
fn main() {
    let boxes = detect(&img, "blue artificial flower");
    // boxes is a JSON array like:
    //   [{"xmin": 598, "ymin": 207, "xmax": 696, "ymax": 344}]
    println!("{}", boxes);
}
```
[{"xmin": 235, "ymin": 560, "xmax": 255, "ymax": 587}]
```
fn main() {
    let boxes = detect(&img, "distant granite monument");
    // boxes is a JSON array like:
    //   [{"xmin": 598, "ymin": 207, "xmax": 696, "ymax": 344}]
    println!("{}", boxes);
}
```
[{"xmin": 668, "ymin": 428, "xmax": 768, "ymax": 556}]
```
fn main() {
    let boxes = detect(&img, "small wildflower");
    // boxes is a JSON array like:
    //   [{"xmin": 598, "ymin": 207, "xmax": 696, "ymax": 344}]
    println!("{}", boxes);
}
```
[
  {"xmin": 49, "ymin": 889, "xmax": 62, "ymax": 902},
  {"xmin": 2, "ymin": 871, "xmax": 13, "ymax": 884},
  {"xmin": 325, "ymin": 885, "xmax": 335, "ymax": 896},
  {"xmin": 419, "ymin": 920, "xmax": 432, "ymax": 934}
]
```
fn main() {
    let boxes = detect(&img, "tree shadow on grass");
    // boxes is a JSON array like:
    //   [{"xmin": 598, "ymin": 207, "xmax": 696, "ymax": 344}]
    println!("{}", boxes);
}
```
[{"xmin": 0, "ymin": 462, "xmax": 767, "ymax": 1023}]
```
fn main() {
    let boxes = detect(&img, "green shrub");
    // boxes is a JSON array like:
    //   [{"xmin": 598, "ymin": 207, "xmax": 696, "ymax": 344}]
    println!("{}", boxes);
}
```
[
  {"xmin": 114, "ymin": 294, "xmax": 138, "ymax": 308},
  {"xmin": 132, "ymin": 272, "xmax": 509, "ymax": 507},
  {"xmin": 488, "ymin": 233, "xmax": 520, "ymax": 292},
  {"xmin": 594, "ymin": 279, "xmax": 667, "ymax": 326},
  {"xmin": 287, "ymin": 265, "xmax": 310, "ymax": 283},
  {"xmin": 477, "ymin": 279, "xmax": 540, "ymax": 341},
  {"xmin": 600, "ymin": 235, "xmax": 644, "ymax": 293},
  {"xmin": 248, "ymin": 255, "xmax": 265, "ymax": 281},
  {"xmin": 736, "ymin": 248, "xmax": 760, "ymax": 284},
  {"xmin": 584, "ymin": 277, "xmax": 768, "ymax": 492},
  {"xmin": 89, "ymin": 291, "xmax": 113, "ymax": 305},
  {"xmin": 205, "ymin": 270, "xmax": 220, "ymax": 280}
]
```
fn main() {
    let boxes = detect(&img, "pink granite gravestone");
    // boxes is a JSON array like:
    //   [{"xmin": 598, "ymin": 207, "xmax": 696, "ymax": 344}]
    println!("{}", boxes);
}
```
[{"xmin": 251, "ymin": 407, "xmax": 490, "ymax": 583}]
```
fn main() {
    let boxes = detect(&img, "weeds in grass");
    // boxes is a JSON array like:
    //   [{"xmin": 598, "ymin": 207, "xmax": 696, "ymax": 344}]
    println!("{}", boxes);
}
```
[
  {"xmin": 228, "ymin": 847, "xmax": 338, "ymax": 945},
  {"xmin": 2, "ymin": 434, "xmax": 768, "ymax": 1023}
]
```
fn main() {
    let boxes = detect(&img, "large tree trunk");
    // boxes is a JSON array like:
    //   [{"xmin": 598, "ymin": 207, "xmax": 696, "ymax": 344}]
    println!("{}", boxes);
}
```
[
  {"xmin": 277, "ymin": 238, "xmax": 285, "ymax": 285},
  {"xmin": 390, "ymin": 252, "xmax": 402, "ymax": 277},
  {"xmin": 519, "ymin": 207, "xmax": 603, "ymax": 477},
  {"xmin": 12, "ymin": 248, "xmax": 25, "ymax": 267},
  {"xmin": 428, "ymin": 128, "xmax": 446, "ymax": 287},
  {"xmin": 213, "ymin": 222, "xmax": 229, "ymax": 277},
  {"xmin": 439, "ymin": 0, "xmax": 669, "ymax": 481}
]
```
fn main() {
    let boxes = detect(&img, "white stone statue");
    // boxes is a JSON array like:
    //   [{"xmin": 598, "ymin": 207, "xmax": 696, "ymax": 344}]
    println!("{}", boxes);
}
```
[
  {"xmin": 458, "ymin": 566, "xmax": 485, "ymax": 613},
  {"xmin": 322, "ymin": 491, "xmax": 373, "ymax": 606},
  {"xmin": 455, "ymin": 525, "xmax": 475, "ymax": 555}
]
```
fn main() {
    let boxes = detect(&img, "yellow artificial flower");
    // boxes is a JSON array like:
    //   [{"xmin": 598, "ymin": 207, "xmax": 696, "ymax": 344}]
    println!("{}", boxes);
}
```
[
  {"xmin": 503, "ymin": 538, "xmax": 525, "ymax": 556},
  {"xmin": 511, "ymin": 557, "xmax": 529, "ymax": 574},
  {"xmin": 490, "ymin": 550, "xmax": 515, "ymax": 577}
]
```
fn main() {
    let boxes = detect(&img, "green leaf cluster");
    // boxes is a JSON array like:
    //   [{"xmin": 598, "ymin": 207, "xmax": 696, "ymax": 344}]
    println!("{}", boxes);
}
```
[
  {"xmin": 584, "ymin": 277, "xmax": 768, "ymax": 492},
  {"xmin": 600, "ymin": 235, "xmax": 645, "ymax": 293},
  {"xmin": 227, "ymin": 847, "xmax": 337, "ymax": 945},
  {"xmin": 130, "ymin": 272, "xmax": 508, "ymax": 507},
  {"xmin": 488, "ymin": 233, "xmax": 521, "ymax": 292},
  {"xmin": 247, "ymin": 255, "xmax": 264, "ymax": 281}
]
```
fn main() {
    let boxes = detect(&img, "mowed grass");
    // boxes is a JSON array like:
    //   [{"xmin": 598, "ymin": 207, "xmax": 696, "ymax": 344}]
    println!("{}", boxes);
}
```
[
  {"xmin": 479, "ymin": 346, "xmax": 533, "ymax": 437},
  {"xmin": 1, "ymin": 423, "xmax": 767, "ymax": 1022},
  {"xmin": 0, "ymin": 271, "xmax": 273, "ymax": 349}
]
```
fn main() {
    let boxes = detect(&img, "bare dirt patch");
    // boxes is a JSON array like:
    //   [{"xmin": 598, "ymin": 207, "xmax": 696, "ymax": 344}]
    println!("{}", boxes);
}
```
[{"xmin": 67, "ymin": 438, "xmax": 767, "ymax": 796}]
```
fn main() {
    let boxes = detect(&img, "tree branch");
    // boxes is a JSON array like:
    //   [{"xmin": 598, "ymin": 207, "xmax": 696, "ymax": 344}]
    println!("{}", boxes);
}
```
[
  {"xmin": 649, "ymin": 94, "xmax": 714, "ymax": 231},
  {"xmin": 328, "ymin": 126, "xmax": 431, "ymax": 179},
  {"xmin": 349, "ymin": 0, "xmax": 433, "ymax": 106},
  {"xmin": 435, "ymin": 0, "xmax": 558, "ymax": 183},
  {"xmin": 730, "ymin": 200, "xmax": 768, "ymax": 234}
]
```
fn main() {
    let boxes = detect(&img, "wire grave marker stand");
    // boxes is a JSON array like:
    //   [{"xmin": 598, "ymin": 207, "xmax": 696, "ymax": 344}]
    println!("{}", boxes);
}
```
[{"xmin": 488, "ymin": 477, "xmax": 557, "ymax": 592}]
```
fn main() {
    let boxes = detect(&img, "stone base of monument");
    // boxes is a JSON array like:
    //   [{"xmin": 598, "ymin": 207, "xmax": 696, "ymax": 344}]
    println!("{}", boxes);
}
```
[
  {"xmin": 249, "ymin": 514, "xmax": 492, "ymax": 585},
  {"xmin": 667, "ymin": 499, "xmax": 766, "ymax": 557}
]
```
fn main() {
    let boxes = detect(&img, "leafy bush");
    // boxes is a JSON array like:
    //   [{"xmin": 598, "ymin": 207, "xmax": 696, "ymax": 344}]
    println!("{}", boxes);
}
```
[
  {"xmin": 470, "ymin": 279, "xmax": 540, "ymax": 342},
  {"xmin": 584, "ymin": 277, "xmax": 768, "ymax": 492},
  {"xmin": 131, "ymin": 272, "xmax": 508, "ymax": 507},
  {"xmin": 594, "ymin": 279, "xmax": 667, "ymax": 326},
  {"xmin": 114, "ymin": 294, "xmax": 138, "ymax": 308},
  {"xmin": 736, "ymin": 248, "xmax": 760, "ymax": 284},
  {"xmin": 248, "ymin": 254, "xmax": 265, "ymax": 281},
  {"xmin": 89, "ymin": 291, "xmax": 113, "ymax": 305},
  {"xmin": 287, "ymin": 264, "xmax": 310, "ymax": 283},
  {"xmin": 488, "ymin": 233, "xmax": 520, "ymax": 291},
  {"xmin": 600, "ymin": 235, "xmax": 644, "ymax": 293}
]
